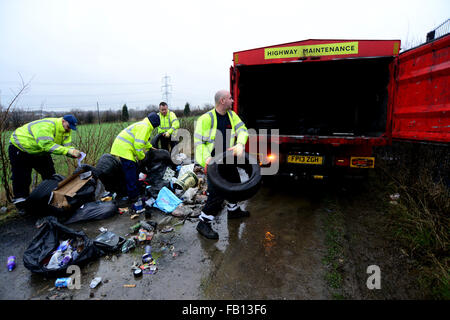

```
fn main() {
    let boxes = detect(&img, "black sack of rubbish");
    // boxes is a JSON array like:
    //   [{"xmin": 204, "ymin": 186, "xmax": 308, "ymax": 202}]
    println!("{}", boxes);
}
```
[
  {"xmin": 23, "ymin": 216, "xmax": 105, "ymax": 277},
  {"xmin": 64, "ymin": 200, "xmax": 118, "ymax": 224},
  {"xmin": 141, "ymin": 149, "xmax": 177, "ymax": 198},
  {"xmin": 95, "ymin": 153, "xmax": 127, "ymax": 197},
  {"xmin": 24, "ymin": 174, "xmax": 65, "ymax": 215}
]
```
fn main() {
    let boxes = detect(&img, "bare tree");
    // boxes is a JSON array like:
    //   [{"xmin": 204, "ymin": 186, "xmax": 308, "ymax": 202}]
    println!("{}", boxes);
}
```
[{"xmin": 0, "ymin": 76, "xmax": 32, "ymax": 203}]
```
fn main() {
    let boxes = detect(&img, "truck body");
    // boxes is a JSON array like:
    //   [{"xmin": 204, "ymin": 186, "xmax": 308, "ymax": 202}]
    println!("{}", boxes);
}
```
[{"xmin": 230, "ymin": 35, "xmax": 449, "ymax": 179}]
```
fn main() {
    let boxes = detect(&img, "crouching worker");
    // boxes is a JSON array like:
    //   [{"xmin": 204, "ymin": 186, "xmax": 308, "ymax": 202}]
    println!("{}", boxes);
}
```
[
  {"xmin": 194, "ymin": 90, "xmax": 249, "ymax": 240},
  {"xmin": 9, "ymin": 115, "xmax": 82, "ymax": 214},
  {"xmin": 110, "ymin": 112, "xmax": 160, "ymax": 213}
]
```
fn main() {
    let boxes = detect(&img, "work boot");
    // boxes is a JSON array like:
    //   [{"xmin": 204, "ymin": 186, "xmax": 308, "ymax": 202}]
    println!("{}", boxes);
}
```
[
  {"xmin": 227, "ymin": 204, "xmax": 250, "ymax": 219},
  {"xmin": 196, "ymin": 220, "xmax": 219, "ymax": 240},
  {"xmin": 196, "ymin": 212, "xmax": 218, "ymax": 239}
]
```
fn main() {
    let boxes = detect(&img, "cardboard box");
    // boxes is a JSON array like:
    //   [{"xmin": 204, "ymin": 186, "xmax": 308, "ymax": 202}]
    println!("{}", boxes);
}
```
[{"xmin": 50, "ymin": 170, "xmax": 93, "ymax": 210}]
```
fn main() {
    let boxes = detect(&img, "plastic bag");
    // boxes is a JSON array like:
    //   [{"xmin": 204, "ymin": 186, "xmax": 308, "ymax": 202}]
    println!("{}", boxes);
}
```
[
  {"xmin": 23, "ymin": 216, "xmax": 105, "ymax": 277},
  {"xmin": 153, "ymin": 187, "xmax": 182, "ymax": 213},
  {"xmin": 64, "ymin": 201, "xmax": 118, "ymax": 224}
]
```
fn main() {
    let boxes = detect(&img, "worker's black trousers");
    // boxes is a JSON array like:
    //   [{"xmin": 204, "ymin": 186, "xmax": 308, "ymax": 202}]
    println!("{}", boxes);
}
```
[
  {"xmin": 202, "ymin": 165, "xmax": 240, "ymax": 216},
  {"xmin": 8, "ymin": 144, "xmax": 55, "ymax": 199},
  {"xmin": 159, "ymin": 135, "xmax": 178, "ymax": 152}
]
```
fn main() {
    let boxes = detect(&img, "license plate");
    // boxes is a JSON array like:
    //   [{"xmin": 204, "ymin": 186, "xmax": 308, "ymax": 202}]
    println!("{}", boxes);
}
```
[{"xmin": 287, "ymin": 155, "xmax": 323, "ymax": 165}]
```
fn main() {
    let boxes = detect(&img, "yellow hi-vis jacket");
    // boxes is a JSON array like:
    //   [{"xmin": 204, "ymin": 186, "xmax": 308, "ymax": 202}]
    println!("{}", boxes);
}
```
[
  {"xmin": 110, "ymin": 117, "xmax": 154, "ymax": 162},
  {"xmin": 10, "ymin": 117, "xmax": 75, "ymax": 156},
  {"xmin": 157, "ymin": 110, "xmax": 179, "ymax": 136},
  {"xmin": 194, "ymin": 108, "xmax": 248, "ymax": 168}
]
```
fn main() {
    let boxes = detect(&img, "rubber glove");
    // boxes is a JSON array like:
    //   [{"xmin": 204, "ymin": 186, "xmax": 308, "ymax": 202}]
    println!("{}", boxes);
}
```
[
  {"xmin": 229, "ymin": 143, "xmax": 245, "ymax": 157},
  {"xmin": 67, "ymin": 148, "xmax": 81, "ymax": 159}
]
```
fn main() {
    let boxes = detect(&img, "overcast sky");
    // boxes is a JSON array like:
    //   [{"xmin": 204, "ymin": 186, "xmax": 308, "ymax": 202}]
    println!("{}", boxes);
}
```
[{"xmin": 0, "ymin": 0, "xmax": 448, "ymax": 112}]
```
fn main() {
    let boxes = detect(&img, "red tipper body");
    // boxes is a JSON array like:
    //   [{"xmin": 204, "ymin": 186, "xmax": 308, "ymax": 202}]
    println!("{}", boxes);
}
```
[{"xmin": 230, "ymin": 37, "xmax": 449, "ymax": 179}]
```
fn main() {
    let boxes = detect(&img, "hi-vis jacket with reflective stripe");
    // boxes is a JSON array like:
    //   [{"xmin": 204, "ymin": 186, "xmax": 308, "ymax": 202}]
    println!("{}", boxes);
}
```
[
  {"xmin": 10, "ymin": 117, "xmax": 74, "ymax": 156},
  {"xmin": 194, "ymin": 108, "xmax": 248, "ymax": 167},
  {"xmin": 110, "ymin": 117, "xmax": 154, "ymax": 162},
  {"xmin": 157, "ymin": 110, "xmax": 179, "ymax": 135}
]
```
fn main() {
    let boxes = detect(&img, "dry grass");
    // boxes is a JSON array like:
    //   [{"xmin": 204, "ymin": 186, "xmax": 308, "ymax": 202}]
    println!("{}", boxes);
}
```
[{"xmin": 375, "ymin": 142, "xmax": 449, "ymax": 299}]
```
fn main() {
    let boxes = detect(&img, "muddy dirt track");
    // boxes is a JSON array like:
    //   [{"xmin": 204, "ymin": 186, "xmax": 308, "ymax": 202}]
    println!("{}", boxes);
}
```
[{"xmin": 0, "ymin": 178, "xmax": 421, "ymax": 300}]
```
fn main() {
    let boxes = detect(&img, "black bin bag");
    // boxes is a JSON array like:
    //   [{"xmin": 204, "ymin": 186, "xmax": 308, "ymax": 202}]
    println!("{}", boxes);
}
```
[
  {"xmin": 64, "ymin": 200, "xmax": 118, "ymax": 225},
  {"xmin": 23, "ymin": 216, "xmax": 105, "ymax": 277}
]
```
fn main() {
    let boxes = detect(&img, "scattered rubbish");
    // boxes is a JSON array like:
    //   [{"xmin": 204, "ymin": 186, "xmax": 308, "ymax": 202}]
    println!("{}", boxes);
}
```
[
  {"xmin": 123, "ymin": 284, "xmax": 136, "ymax": 288},
  {"xmin": 119, "ymin": 208, "xmax": 129, "ymax": 215},
  {"xmin": 142, "ymin": 245, "xmax": 152, "ymax": 263},
  {"xmin": 153, "ymin": 187, "xmax": 182, "ymax": 213},
  {"xmin": 173, "ymin": 170, "xmax": 198, "ymax": 191},
  {"xmin": 99, "ymin": 227, "xmax": 107, "ymax": 233},
  {"xmin": 163, "ymin": 167, "xmax": 176, "ymax": 181},
  {"xmin": 181, "ymin": 187, "xmax": 198, "ymax": 203},
  {"xmin": 161, "ymin": 226, "xmax": 174, "ymax": 233},
  {"xmin": 55, "ymin": 277, "xmax": 72, "ymax": 288},
  {"xmin": 390, "ymin": 193, "xmax": 400, "ymax": 200},
  {"xmin": 145, "ymin": 197, "xmax": 156, "ymax": 207},
  {"xmin": 46, "ymin": 240, "xmax": 73, "ymax": 270},
  {"xmin": 7, "ymin": 256, "xmax": 16, "ymax": 271},
  {"xmin": 133, "ymin": 268, "xmax": 143, "ymax": 277},
  {"xmin": 174, "ymin": 153, "xmax": 188, "ymax": 164},
  {"xmin": 89, "ymin": 277, "xmax": 102, "ymax": 289},
  {"xmin": 130, "ymin": 214, "xmax": 140, "ymax": 220},
  {"xmin": 94, "ymin": 231, "xmax": 125, "ymax": 253},
  {"xmin": 138, "ymin": 229, "xmax": 154, "ymax": 242},
  {"xmin": 139, "ymin": 173, "xmax": 147, "ymax": 180},
  {"xmin": 101, "ymin": 196, "xmax": 112, "ymax": 202},
  {"xmin": 130, "ymin": 222, "xmax": 142, "ymax": 233},
  {"xmin": 121, "ymin": 238, "xmax": 136, "ymax": 253},
  {"xmin": 0, "ymin": 207, "xmax": 7, "ymax": 214},
  {"xmin": 140, "ymin": 220, "xmax": 157, "ymax": 232}
]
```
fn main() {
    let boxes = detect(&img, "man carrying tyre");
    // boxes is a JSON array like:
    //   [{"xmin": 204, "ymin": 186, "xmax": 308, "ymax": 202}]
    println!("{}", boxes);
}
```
[
  {"xmin": 9, "ymin": 115, "xmax": 82, "ymax": 214},
  {"xmin": 193, "ymin": 90, "xmax": 249, "ymax": 239}
]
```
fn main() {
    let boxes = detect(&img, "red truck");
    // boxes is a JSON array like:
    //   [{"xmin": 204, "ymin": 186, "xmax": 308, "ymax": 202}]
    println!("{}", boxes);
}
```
[{"xmin": 230, "ymin": 32, "xmax": 449, "ymax": 179}]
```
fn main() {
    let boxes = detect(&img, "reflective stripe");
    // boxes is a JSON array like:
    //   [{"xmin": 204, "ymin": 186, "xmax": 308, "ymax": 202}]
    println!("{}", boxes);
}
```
[
  {"xmin": 12, "ymin": 132, "xmax": 27, "ymax": 153},
  {"xmin": 136, "ymin": 148, "xmax": 144, "ymax": 152},
  {"xmin": 63, "ymin": 143, "xmax": 72, "ymax": 146},
  {"xmin": 234, "ymin": 121, "xmax": 244, "ymax": 131},
  {"xmin": 27, "ymin": 120, "xmax": 55, "ymax": 139},
  {"xmin": 125, "ymin": 128, "xmax": 135, "ymax": 139},
  {"xmin": 49, "ymin": 144, "xmax": 60, "ymax": 153},
  {"xmin": 36, "ymin": 136, "xmax": 54, "ymax": 142},
  {"xmin": 194, "ymin": 141, "xmax": 203, "ymax": 148},
  {"xmin": 207, "ymin": 111, "xmax": 214, "ymax": 141},
  {"xmin": 194, "ymin": 132, "xmax": 214, "ymax": 143},
  {"xmin": 135, "ymin": 138, "xmax": 146, "ymax": 144},
  {"xmin": 117, "ymin": 135, "xmax": 134, "ymax": 146}
]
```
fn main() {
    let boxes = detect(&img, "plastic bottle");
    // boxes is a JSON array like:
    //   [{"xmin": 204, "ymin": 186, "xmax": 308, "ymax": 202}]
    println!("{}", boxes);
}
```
[
  {"xmin": 47, "ymin": 250, "xmax": 63, "ymax": 270},
  {"xmin": 121, "ymin": 238, "xmax": 136, "ymax": 253},
  {"xmin": 7, "ymin": 256, "xmax": 16, "ymax": 271}
]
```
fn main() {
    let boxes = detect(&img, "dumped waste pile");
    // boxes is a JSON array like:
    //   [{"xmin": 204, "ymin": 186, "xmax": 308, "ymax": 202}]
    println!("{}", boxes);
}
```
[{"xmin": 12, "ymin": 150, "xmax": 211, "ymax": 296}]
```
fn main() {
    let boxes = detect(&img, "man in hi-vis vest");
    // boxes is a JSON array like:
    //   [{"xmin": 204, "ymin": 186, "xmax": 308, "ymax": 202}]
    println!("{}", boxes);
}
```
[
  {"xmin": 110, "ymin": 112, "xmax": 160, "ymax": 212},
  {"xmin": 157, "ymin": 102, "xmax": 180, "ymax": 151},
  {"xmin": 193, "ymin": 90, "xmax": 249, "ymax": 239},
  {"xmin": 9, "ymin": 114, "xmax": 82, "ymax": 214}
]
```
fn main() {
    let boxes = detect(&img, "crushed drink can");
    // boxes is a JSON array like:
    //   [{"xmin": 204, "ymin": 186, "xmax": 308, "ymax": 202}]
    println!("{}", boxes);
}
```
[{"xmin": 55, "ymin": 277, "xmax": 72, "ymax": 288}]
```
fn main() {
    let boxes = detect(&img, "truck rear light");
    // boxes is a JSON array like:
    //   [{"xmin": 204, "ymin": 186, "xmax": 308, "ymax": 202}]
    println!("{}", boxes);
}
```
[
  {"xmin": 335, "ymin": 157, "xmax": 349, "ymax": 166},
  {"xmin": 267, "ymin": 154, "xmax": 277, "ymax": 162},
  {"xmin": 350, "ymin": 157, "xmax": 375, "ymax": 168}
]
